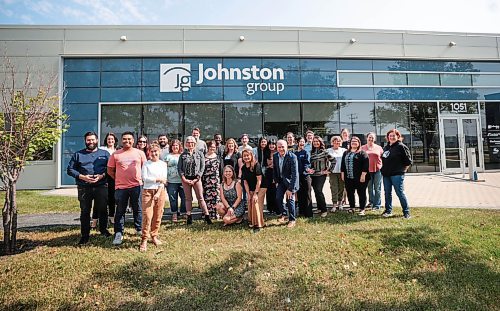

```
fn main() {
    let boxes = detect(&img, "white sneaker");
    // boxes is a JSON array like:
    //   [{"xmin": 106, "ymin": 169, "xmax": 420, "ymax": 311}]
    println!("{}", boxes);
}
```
[
  {"xmin": 113, "ymin": 232, "xmax": 123, "ymax": 245},
  {"xmin": 358, "ymin": 210, "xmax": 366, "ymax": 216},
  {"xmin": 382, "ymin": 212, "xmax": 393, "ymax": 218},
  {"xmin": 320, "ymin": 212, "xmax": 328, "ymax": 218}
]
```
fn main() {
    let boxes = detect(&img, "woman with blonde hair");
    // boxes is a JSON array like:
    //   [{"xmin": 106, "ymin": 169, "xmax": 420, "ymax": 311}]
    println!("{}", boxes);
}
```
[
  {"xmin": 361, "ymin": 132, "xmax": 384, "ymax": 210},
  {"xmin": 327, "ymin": 135, "xmax": 346, "ymax": 212},
  {"xmin": 140, "ymin": 143, "xmax": 168, "ymax": 251},
  {"xmin": 240, "ymin": 149, "xmax": 265, "ymax": 232},
  {"xmin": 163, "ymin": 139, "xmax": 186, "ymax": 222}
]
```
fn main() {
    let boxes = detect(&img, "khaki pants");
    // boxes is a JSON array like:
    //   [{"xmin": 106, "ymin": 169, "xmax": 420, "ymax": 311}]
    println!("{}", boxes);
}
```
[
  {"xmin": 329, "ymin": 173, "xmax": 344, "ymax": 203},
  {"xmin": 141, "ymin": 188, "xmax": 166, "ymax": 240},
  {"xmin": 248, "ymin": 190, "xmax": 266, "ymax": 228}
]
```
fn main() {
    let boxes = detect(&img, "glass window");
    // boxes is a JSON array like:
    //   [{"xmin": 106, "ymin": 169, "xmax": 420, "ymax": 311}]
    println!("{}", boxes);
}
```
[
  {"xmin": 101, "ymin": 104, "xmax": 141, "ymax": 140},
  {"xmin": 263, "ymin": 103, "xmax": 300, "ymax": 139},
  {"xmin": 143, "ymin": 104, "xmax": 183, "ymax": 140},
  {"xmin": 339, "ymin": 102, "xmax": 376, "ymax": 144},
  {"xmin": 184, "ymin": 104, "xmax": 223, "ymax": 140},
  {"xmin": 225, "ymin": 103, "xmax": 262, "ymax": 144},
  {"xmin": 481, "ymin": 102, "xmax": 500, "ymax": 169},
  {"xmin": 440, "ymin": 74, "xmax": 472, "ymax": 86},
  {"xmin": 375, "ymin": 102, "xmax": 410, "ymax": 143},
  {"xmin": 408, "ymin": 103, "xmax": 439, "ymax": 172},
  {"xmin": 338, "ymin": 72, "xmax": 373, "ymax": 86},
  {"xmin": 407, "ymin": 73, "xmax": 440, "ymax": 86},
  {"xmin": 302, "ymin": 102, "xmax": 339, "ymax": 140},
  {"xmin": 373, "ymin": 73, "xmax": 407, "ymax": 85},
  {"xmin": 472, "ymin": 74, "xmax": 500, "ymax": 87}
]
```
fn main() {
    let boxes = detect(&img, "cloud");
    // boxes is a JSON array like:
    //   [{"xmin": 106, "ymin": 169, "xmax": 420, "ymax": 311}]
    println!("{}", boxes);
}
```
[
  {"xmin": 20, "ymin": 14, "xmax": 33, "ymax": 24},
  {"xmin": 120, "ymin": 0, "xmax": 148, "ymax": 23},
  {"xmin": 25, "ymin": 0, "xmax": 54, "ymax": 15}
]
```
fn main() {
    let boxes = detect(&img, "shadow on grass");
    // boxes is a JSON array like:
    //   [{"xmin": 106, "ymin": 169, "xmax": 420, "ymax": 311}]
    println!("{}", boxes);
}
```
[{"xmin": 352, "ymin": 225, "xmax": 499, "ymax": 310}]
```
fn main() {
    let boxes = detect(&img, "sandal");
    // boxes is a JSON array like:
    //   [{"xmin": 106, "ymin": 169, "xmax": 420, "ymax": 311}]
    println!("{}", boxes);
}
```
[
  {"xmin": 172, "ymin": 214, "xmax": 178, "ymax": 223},
  {"xmin": 152, "ymin": 237, "xmax": 163, "ymax": 246}
]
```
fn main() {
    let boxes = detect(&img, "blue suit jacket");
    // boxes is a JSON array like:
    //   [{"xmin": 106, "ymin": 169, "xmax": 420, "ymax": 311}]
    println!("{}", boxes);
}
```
[{"xmin": 273, "ymin": 151, "xmax": 299, "ymax": 193}]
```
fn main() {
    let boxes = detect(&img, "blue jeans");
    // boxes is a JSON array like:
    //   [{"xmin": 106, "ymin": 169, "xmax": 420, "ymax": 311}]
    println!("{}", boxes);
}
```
[
  {"xmin": 167, "ymin": 182, "xmax": 186, "ymax": 214},
  {"xmin": 276, "ymin": 183, "xmax": 296, "ymax": 222},
  {"xmin": 114, "ymin": 185, "xmax": 142, "ymax": 234},
  {"xmin": 383, "ymin": 174, "xmax": 410, "ymax": 216},
  {"xmin": 368, "ymin": 171, "xmax": 382, "ymax": 208}
]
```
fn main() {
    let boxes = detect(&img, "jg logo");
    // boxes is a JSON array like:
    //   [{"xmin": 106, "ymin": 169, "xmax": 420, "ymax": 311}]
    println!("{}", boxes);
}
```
[{"xmin": 160, "ymin": 64, "xmax": 191, "ymax": 93}]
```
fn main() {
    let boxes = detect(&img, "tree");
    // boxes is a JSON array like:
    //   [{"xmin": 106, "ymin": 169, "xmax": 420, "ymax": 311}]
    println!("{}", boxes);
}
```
[{"xmin": 0, "ymin": 56, "xmax": 67, "ymax": 254}]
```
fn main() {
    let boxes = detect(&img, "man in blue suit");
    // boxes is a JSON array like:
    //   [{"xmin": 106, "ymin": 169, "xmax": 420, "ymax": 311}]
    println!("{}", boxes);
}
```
[{"xmin": 273, "ymin": 139, "xmax": 300, "ymax": 228}]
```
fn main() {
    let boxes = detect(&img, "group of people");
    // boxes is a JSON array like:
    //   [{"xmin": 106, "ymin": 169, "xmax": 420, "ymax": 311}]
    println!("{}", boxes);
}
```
[{"xmin": 67, "ymin": 127, "xmax": 412, "ymax": 251}]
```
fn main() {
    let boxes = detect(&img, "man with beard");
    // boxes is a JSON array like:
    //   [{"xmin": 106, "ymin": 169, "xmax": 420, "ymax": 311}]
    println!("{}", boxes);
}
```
[
  {"xmin": 67, "ymin": 131, "xmax": 111, "ymax": 245},
  {"xmin": 108, "ymin": 131, "xmax": 147, "ymax": 245},
  {"xmin": 214, "ymin": 133, "xmax": 225, "ymax": 159},
  {"xmin": 158, "ymin": 134, "xmax": 170, "ymax": 159}
]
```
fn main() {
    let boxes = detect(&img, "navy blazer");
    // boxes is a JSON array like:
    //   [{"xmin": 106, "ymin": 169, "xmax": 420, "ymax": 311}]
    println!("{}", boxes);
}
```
[{"xmin": 273, "ymin": 151, "xmax": 299, "ymax": 193}]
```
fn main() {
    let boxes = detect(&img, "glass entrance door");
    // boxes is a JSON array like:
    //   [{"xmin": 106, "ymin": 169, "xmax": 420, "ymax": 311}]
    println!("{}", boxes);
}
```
[{"xmin": 439, "ymin": 116, "xmax": 483, "ymax": 173}]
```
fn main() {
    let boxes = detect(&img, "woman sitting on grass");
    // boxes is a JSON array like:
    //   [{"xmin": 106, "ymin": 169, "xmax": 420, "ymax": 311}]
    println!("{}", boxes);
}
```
[{"xmin": 216, "ymin": 165, "xmax": 246, "ymax": 226}]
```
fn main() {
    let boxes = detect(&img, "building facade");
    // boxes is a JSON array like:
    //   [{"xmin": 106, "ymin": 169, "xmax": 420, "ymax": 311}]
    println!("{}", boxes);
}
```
[{"xmin": 1, "ymin": 26, "xmax": 499, "ymax": 188}]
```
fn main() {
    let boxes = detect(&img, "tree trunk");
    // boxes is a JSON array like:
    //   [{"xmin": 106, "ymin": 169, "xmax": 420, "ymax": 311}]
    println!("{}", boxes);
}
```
[{"xmin": 2, "ymin": 181, "xmax": 17, "ymax": 254}]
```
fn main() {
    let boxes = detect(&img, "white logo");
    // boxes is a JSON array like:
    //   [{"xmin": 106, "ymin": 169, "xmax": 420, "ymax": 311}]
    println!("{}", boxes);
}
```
[
  {"xmin": 160, "ymin": 64, "xmax": 191, "ymax": 93},
  {"xmin": 159, "ymin": 63, "xmax": 285, "ymax": 95}
]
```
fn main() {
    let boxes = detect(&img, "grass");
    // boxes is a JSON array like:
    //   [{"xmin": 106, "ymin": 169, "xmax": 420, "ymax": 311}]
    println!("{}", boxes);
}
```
[
  {"xmin": 0, "ymin": 206, "xmax": 498, "ymax": 310},
  {"xmin": 0, "ymin": 190, "xmax": 79, "ymax": 214}
]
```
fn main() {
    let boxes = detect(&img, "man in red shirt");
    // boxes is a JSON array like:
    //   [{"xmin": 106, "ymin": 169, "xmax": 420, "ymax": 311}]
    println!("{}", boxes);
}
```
[{"xmin": 107, "ymin": 131, "xmax": 147, "ymax": 245}]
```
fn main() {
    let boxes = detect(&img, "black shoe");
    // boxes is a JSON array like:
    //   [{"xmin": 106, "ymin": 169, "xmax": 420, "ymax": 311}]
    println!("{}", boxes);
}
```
[
  {"xmin": 253, "ymin": 227, "xmax": 261, "ymax": 233},
  {"xmin": 204, "ymin": 215, "xmax": 213, "ymax": 225},
  {"xmin": 187, "ymin": 214, "xmax": 193, "ymax": 225},
  {"xmin": 78, "ymin": 237, "xmax": 89, "ymax": 245},
  {"xmin": 101, "ymin": 230, "xmax": 112, "ymax": 237}
]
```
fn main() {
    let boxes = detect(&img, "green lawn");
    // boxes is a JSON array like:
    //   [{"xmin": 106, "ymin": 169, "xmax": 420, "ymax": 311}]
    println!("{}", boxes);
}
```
[
  {"xmin": 0, "ymin": 190, "xmax": 79, "ymax": 214},
  {"xmin": 0, "ymin": 206, "xmax": 498, "ymax": 310}
]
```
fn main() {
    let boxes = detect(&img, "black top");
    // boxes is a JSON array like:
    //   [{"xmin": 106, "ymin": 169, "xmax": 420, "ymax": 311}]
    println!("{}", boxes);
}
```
[
  {"xmin": 381, "ymin": 141, "xmax": 413, "ymax": 176},
  {"xmin": 241, "ymin": 163, "xmax": 263, "ymax": 192},
  {"xmin": 294, "ymin": 149, "xmax": 311, "ymax": 177},
  {"xmin": 223, "ymin": 152, "xmax": 240, "ymax": 176},
  {"xmin": 341, "ymin": 150, "xmax": 369, "ymax": 180}
]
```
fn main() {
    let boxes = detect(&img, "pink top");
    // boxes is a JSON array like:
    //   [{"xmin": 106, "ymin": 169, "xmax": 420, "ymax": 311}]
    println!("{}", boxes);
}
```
[
  {"xmin": 361, "ymin": 144, "xmax": 383, "ymax": 172},
  {"xmin": 108, "ymin": 148, "xmax": 147, "ymax": 190}
]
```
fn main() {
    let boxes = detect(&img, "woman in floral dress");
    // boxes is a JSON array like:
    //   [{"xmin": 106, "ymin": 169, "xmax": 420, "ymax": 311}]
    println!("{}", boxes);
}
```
[{"xmin": 202, "ymin": 140, "xmax": 222, "ymax": 219}]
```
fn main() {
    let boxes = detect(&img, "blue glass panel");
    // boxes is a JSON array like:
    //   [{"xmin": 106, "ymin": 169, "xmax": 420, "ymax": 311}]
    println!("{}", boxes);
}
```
[
  {"xmin": 101, "ymin": 87, "xmax": 142, "ymax": 102},
  {"xmin": 263, "ymin": 86, "xmax": 300, "ymax": 100},
  {"xmin": 223, "ymin": 86, "xmax": 263, "ymax": 101},
  {"xmin": 472, "ymin": 74, "xmax": 500, "ymax": 87},
  {"xmin": 143, "ymin": 58, "xmax": 183, "ymax": 71},
  {"xmin": 183, "ymin": 58, "xmax": 223, "ymax": 68},
  {"xmin": 337, "ymin": 59, "xmax": 372, "ymax": 70},
  {"xmin": 268, "ymin": 70, "xmax": 299, "ymax": 84},
  {"xmin": 182, "ymin": 86, "xmax": 223, "ymax": 101},
  {"xmin": 142, "ymin": 87, "xmax": 183, "ymax": 101},
  {"xmin": 64, "ymin": 72, "xmax": 100, "ymax": 87},
  {"xmin": 222, "ymin": 58, "xmax": 262, "ymax": 68},
  {"xmin": 65, "ymin": 120, "xmax": 98, "ymax": 137},
  {"xmin": 101, "ymin": 71, "xmax": 141, "ymax": 87},
  {"xmin": 62, "ymin": 135, "xmax": 85, "ymax": 154},
  {"xmin": 338, "ymin": 87, "xmax": 375, "ymax": 100},
  {"xmin": 481, "ymin": 89, "xmax": 500, "ymax": 100},
  {"xmin": 301, "ymin": 86, "xmax": 338, "ymax": 100},
  {"xmin": 143, "ymin": 71, "xmax": 160, "ymax": 87},
  {"xmin": 63, "ymin": 103, "xmax": 98, "ymax": 121},
  {"xmin": 102, "ymin": 58, "xmax": 141, "ymax": 71},
  {"xmin": 470, "ymin": 62, "xmax": 500, "ymax": 72},
  {"xmin": 222, "ymin": 78, "xmax": 261, "ymax": 86},
  {"xmin": 64, "ymin": 59, "xmax": 100, "ymax": 72},
  {"xmin": 338, "ymin": 72, "xmax": 373, "ymax": 85},
  {"xmin": 300, "ymin": 59, "xmax": 336, "ymax": 71},
  {"xmin": 64, "ymin": 88, "xmax": 100, "ymax": 104},
  {"xmin": 301, "ymin": 71, "xmax": 336, "ymax": 86},
  {"xmin": 262, "ymin": 58, "xmax": 300, "ymax": 70},
  {"xmin": 439, "ymin": 88, "xmax": 479, "ymax": 100},
  {"xmin": 442, "ymin": 61, "xmax": 477, "ymax": 72},
  {"xmin": 372, "ymin": 60, "xmax": 402, "ymax": 71}
]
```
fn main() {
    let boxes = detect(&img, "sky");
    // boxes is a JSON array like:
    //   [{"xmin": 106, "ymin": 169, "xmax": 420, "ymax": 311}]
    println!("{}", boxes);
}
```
[{"xmin": 0, "ymin": 0, "xmax": 500, "ymax": 34}]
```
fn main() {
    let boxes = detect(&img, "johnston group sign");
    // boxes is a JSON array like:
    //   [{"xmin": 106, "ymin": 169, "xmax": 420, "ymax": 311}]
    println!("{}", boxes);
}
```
[{"xmin": 160, "ymin": 63, "xmax": 285, "ymax": 95}]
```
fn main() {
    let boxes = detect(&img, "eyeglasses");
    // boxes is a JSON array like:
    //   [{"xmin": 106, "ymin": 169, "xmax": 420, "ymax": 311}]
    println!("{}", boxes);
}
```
[{"xmin": 138, "ymin": 140, "xmax": 147, "ymax": 143}]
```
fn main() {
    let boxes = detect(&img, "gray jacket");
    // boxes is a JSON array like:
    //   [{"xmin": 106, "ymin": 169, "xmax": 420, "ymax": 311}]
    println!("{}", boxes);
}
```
[{"xmin": 177, "ymin": 150, "xmax": 205, "ymax": 178}]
